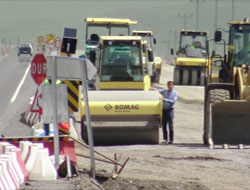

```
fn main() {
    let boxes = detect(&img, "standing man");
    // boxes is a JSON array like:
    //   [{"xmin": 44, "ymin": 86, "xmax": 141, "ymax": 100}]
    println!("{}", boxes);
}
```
[{"xmin": 151, "ymin": 81, "xmax": 178, "ymax": 144}]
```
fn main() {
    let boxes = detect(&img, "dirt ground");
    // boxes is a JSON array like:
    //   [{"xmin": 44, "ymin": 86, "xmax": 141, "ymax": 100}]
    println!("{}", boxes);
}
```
[{"xmin": 22, "ymin": 62, "xmax": 250, "ymax": 190}]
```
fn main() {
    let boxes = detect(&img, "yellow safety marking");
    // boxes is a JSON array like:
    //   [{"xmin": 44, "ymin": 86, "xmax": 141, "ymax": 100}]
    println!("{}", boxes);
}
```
[
  {"xmin": 68, "ymin": 94, "xmax": 78, "ymax": 108},
  {"xmin": 64, "ymin": 80, "xmax": 79, "ymax": 95}
]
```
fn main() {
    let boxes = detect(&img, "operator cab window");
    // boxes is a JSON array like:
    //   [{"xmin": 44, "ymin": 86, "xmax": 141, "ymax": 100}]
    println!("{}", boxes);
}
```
[
  {"xmin": 233, "ymin": 25, "xmax": 250, "ymax": 66},
  {"xmin": 101, "ymin": 45, "xmax": 143, "ymax": 82}
]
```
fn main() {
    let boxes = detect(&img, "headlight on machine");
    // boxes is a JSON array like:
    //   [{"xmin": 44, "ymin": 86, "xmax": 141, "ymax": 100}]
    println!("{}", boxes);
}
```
[
  {"xmin": 178, "ymin": 62, "xmax": 185, "ymax": 65},
  {"xmin": 200, "ymin": 63, "xmax": 205, "ymax": 66}
]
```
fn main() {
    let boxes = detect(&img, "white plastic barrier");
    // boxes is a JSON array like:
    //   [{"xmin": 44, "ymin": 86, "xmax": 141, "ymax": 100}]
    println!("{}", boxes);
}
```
[
  {"xmin": 25, "ymin": 143, "xmax": 44, "ymax": 173},
  {"xmin": 20, "ymin": 141, "xmax": 33, "ymax": 162},
  {"xmin": 29, "ymin": 148, "xmax": 57, "ymax": 181}
]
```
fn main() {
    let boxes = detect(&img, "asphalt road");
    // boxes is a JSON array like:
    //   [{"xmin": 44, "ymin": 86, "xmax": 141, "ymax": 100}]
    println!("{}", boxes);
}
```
[{"xmin": 0, "ymin": 49, "xmax": 36, "ymax": 137}]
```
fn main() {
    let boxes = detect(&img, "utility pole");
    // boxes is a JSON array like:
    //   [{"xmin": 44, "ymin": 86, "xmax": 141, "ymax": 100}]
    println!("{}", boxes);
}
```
[
  {"xmin": 178, "ymin": 13, "xmax": 192, "ymax": 29},
  {"xmin": 232, "ymin": 0, "xmax": 235, "ymax": 21},
  {"xmin": 214, "ymin": 0, "xmax": 218, "ymax": 51},
  {"xmin": 169, "ymin": 30, "xmax": 178, "ymax": 51},
  {"xmin": 190, "ymin": 0, "xmax": 205, "ymax": 30}
]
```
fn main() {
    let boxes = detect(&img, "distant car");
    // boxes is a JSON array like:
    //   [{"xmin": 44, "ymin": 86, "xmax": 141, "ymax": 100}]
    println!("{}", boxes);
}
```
[{"xmin": 18, "ymin": 44, "xmax": 33, "ymax": 56}]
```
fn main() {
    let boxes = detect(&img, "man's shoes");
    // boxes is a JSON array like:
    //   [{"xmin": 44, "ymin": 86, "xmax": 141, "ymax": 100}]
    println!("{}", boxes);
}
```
[
  {"xmin": 161, "ymin": 140, "xmax": 168, "ymax": 145},
  {"xmin": 168, "ymin": 141, "xmax": 173, "ymax": 144}
]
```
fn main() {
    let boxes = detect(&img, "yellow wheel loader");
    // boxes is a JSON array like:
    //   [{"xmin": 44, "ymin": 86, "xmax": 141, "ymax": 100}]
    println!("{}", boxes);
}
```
[
  {"xmin": 203, "ymin": 18, "xmax": 250, "ymax": 145},
  {"xmin": 81, "ymin": 36, "xmax": 162, "ymax": 145},
  {"xmin": 132, "ymin": 30, "xmax": 162, "ymax": 83},
  {"xmin": 171, "ymin": 30, "xmax": 209, "ymax": 86}
]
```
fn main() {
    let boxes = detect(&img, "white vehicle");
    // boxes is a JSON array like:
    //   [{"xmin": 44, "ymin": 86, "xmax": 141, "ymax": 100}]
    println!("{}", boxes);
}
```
[{"xmin": 18, "ymin": 43, "xmax": 33, "ymax": 56}]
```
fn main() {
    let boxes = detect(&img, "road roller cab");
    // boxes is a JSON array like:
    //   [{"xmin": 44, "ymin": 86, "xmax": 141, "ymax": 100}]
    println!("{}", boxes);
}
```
[
  {"xmin": 173, "ymin": 30, "xmax": 209, "ymax": 86},
  {"xmin": 94, "ymin": 36, "xmax": 153, "ymax": 90}
]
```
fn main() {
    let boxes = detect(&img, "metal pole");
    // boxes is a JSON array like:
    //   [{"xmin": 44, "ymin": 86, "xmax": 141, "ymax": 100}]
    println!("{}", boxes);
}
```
[
  {"xmin": 52, "ymin": 56, "xmax": 60, "ymax": 169},
  {"xmin": 232, "ymin": 0, "xmax": 235, "ymax": 21},
  {"xmin": 190, "ymin": 0, "xmax": 205, "ymax": 30},
  {"xmin": 81, "ymin": 59, "xmax": 96, "ymax": 179},
  {"xmin": 214, "ymin": 0, "xmax": 218, "ymax": 51},
  {"xmin": 196, "ymin": 0, "xmax": 199, "ymax": 30}
]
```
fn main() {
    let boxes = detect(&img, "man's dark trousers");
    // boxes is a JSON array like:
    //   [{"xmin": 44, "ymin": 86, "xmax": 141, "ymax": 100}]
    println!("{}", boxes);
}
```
[{"xmin": 162, "ymin": 109, "xmax": 174, "ymax": 142}]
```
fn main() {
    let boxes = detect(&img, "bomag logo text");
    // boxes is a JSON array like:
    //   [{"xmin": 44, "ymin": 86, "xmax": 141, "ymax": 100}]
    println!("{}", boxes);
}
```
[{"xmin": 115, "ymin": 105, "xmax": 140, "ymax": 110}]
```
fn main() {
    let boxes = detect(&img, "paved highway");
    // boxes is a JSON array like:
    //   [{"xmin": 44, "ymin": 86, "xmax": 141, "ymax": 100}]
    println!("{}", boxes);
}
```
[{"xmin": 0, "ymin": 48, "xmax": 36, "ymax": 137}]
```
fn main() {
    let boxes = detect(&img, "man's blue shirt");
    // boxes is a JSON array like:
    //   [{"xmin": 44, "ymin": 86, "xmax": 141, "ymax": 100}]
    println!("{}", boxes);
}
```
[{"xmin": 156, "ymin": 88, "xmax": 178, "ymax": 110}]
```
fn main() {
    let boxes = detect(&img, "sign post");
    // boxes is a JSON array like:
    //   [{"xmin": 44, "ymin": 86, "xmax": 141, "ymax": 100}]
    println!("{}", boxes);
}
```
[
  {"xmin": 52, "ymin": 56, "xmax": 60, "ymax": 169},
  {"xmin": 81, "ymin": 59, "xmax": 95, "ymax": 179},
  {"xmin": 46, "ymin": 56, "xmax": 97, "ymax": 177}
]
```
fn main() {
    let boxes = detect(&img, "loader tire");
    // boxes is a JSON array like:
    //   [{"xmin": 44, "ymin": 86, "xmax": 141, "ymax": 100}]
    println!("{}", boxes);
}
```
[{"xmin": 203, "ymin": 89, "xmax": 230, "ymax": 145}]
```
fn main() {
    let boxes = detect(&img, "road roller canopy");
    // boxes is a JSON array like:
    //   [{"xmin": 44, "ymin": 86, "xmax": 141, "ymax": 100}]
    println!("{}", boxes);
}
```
[
  {"xmin": 84, "ymin": 18, "xmax": 138, "ymax": 41},
  {"xmin": 85, "ymin": 18, "xmax": 137, "ymax": 26},
  {"xmin": 99, "ymin": 36, "xmax": 144, "ymax": 82},
  {"xmin": 178, "ymin": 30, "xmax": 208, "ymax": 58},
  {"xmin": 132, "ymin": 30, "xmax": 156, "ymax": 49},
  {"xmin": 132, "ymin": 30, "xmax": 153, "ymax": 36}
]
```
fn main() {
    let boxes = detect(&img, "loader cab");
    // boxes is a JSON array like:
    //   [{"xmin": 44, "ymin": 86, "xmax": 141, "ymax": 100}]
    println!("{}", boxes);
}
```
[
  {"xmin": 96, "ymin": 36, "xmax": 151, "ymax": 90},
  {"xmin": 178, "ymin": 31, "xmax": 208, "ymax": 58},
  {"xmin": 229, "ymin": 23, "xmax": 250, "ymax": 67},
  {"xmin": 212, "ymin": 21, "xmax": 250, "ymax": 83}
]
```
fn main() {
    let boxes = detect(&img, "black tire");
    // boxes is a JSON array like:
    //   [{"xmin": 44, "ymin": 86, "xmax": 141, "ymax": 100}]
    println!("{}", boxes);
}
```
[
  {"xmin": 203, "ymin": 89, "xmax": 230, "ymax": 145},
  {"xmin": 154, "ymin": 71, "xmax": 160, "ymax": 83}
]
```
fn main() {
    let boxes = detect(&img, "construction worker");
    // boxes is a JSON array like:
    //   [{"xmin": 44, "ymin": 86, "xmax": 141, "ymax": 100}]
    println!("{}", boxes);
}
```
[{"xmin": 151, "ymin": 81, "xmax": 178, "ymax": 144}]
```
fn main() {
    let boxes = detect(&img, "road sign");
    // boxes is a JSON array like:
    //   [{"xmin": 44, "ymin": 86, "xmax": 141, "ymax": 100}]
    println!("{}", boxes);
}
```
[
  {"xmin": 30, "ymin": 88, "xmax": 39, "ymax": 112},
  {"xmin": 31, "ymin": 54, "xmax": 47, "ymax": 85},
  {"xmin": 41, "ymin": 84, "xmax": 68, "ymax": 123},
  {"xmin": 46, "ymin": 56, "xmax": 97, "ymax": 80},
  {"xmin": 61, "ymin": 38, "xmax": 77, "ymax": 54},
  {"xmin": 54, "ymin": 37, "xmax": 61, "ymax": 49}
]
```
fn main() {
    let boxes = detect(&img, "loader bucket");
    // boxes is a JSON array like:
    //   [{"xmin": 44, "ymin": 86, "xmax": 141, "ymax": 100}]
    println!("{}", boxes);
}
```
[
  {"xmin": 81, "ymin": 91, "xmax": 162, "ymax": 145},
  {"xmin": 211, "ymin": 100, "xmax": 250, "ymax": 145}
]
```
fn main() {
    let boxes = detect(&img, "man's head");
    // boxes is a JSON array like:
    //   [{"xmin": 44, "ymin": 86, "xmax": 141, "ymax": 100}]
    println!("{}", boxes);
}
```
[{"xmin": 167, "ymin": 81, "xmax": 174, "ymax": 92}]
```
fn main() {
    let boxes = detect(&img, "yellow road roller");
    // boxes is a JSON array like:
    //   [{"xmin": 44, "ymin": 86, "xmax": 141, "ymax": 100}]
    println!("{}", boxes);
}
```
[
  {"xmin": 132, "ymin": 30, "xmax": 162, "ymax": 83},
  {"xmin": 172, "ymin": 30, "xmax": 210, "ymax": 86},
  {"xmin": 81, "ymin": 36, "xmax": 162, "ymax": 145}
]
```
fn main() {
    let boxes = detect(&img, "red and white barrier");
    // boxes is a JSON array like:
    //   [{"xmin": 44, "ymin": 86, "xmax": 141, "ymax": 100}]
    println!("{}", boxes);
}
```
[
  {"xmin": 0, "ymin": 158, "xmax": 18, "ymax": 190},
  {"xmin": 0, "ymin": 140, "xmax": 75, "ymax": 187},
  {"xmin": 24, "ymin": 104, "xmax": 40, "ymax": 126},
  {"xmin": 10, "ymin": 148, "xmax": 28, "ymax": 182}
]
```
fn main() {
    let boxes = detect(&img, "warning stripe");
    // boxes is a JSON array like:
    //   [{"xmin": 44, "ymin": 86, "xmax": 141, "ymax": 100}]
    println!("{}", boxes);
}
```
[
  {"xmin": 0, "ymin": 136, "xmax": 69, "ymax": 142},
  {"xmin": 63, "ymin": 80, "xmax": 79, "ymax": 112},
  {"xmin": 64, "ymin": 80, "xmax": 79, "ymax": 97},
  {"xmin": 68, "ymin": 93, "xmax": 78, "ymax": 108}
]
